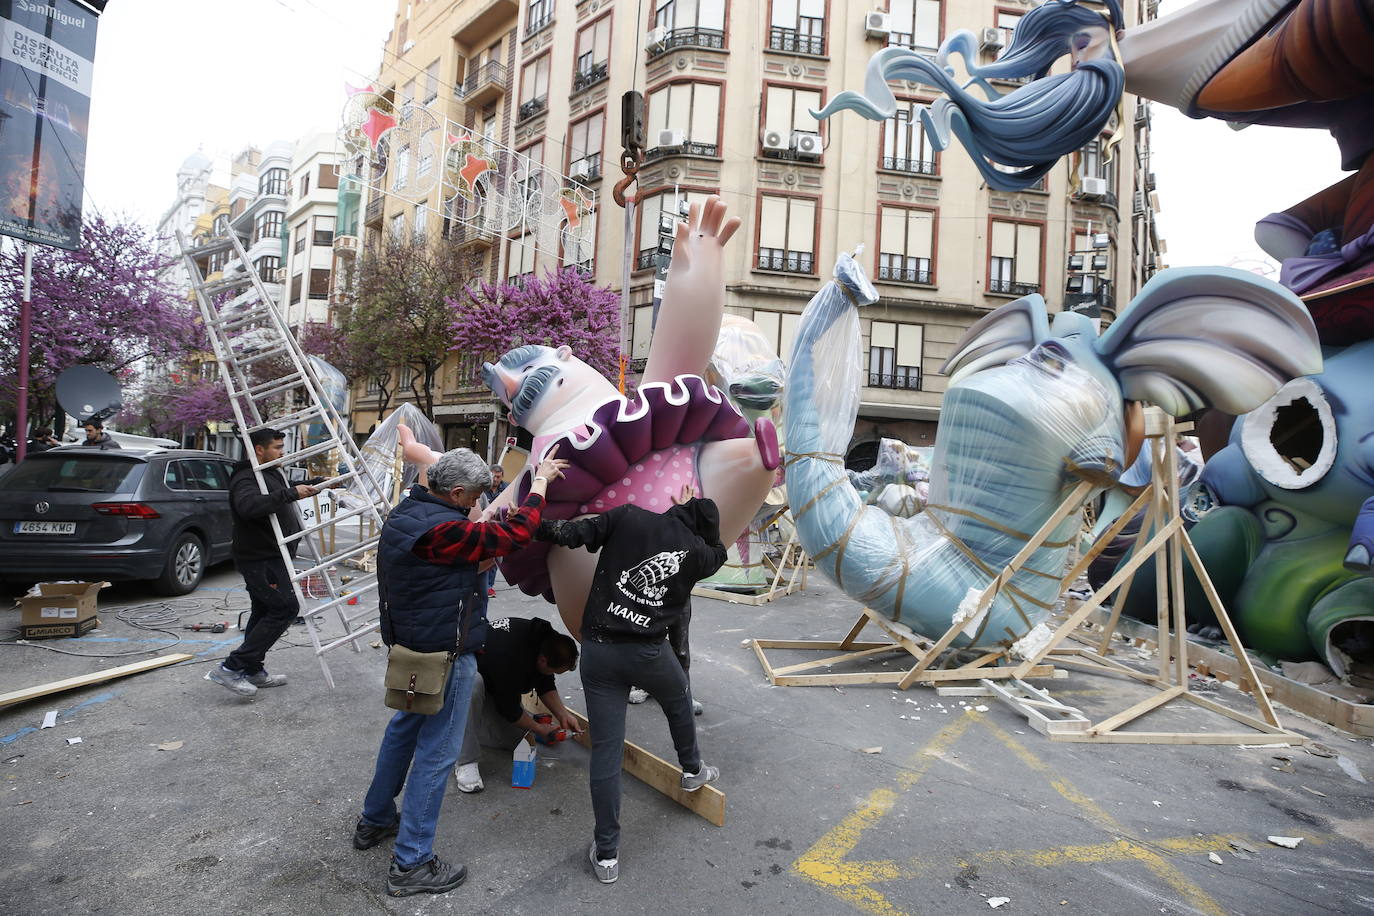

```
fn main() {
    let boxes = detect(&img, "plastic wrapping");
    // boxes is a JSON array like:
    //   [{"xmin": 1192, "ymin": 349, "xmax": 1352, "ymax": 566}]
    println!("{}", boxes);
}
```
[
  {"xmin": 786, "ymin": 253, "xmax": 1123, "ymax": 648},
  {"xmin": 704, "ymin": 314, "xmax": 786, "ymax": 419},
  {"xmin": 349, "ymin": 403, "xmax": 442, "ymax": 506},
  {"xmin": 848, "ymin": 438, "xmax": 932, "ymax": 515}
]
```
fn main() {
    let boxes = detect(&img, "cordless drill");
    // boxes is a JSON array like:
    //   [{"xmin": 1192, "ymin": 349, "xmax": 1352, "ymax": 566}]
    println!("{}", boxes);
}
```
[
  {"xmin": 533, "ymin": 713, "xmax": 570, "ymax": 745},
  {"xmin": 183, "ymin": 622, "xmax": 228, "ymax": 633}
]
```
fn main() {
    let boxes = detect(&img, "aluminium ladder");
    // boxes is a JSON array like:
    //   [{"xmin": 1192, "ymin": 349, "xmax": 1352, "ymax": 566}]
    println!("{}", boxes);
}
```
[{"xmin": 176, "ymin": 227, "xmax": 393, "ymax": 687}]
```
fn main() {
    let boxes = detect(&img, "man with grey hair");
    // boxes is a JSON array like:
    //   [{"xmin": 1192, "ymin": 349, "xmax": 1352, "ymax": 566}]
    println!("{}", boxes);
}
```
[{"xmin": 354, "ymin": 445, "xmax": 567, "ymax": 898}]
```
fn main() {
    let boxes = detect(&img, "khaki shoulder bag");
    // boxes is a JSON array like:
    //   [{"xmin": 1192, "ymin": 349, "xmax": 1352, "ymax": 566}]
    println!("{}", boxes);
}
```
[{"xmin": 383, "ymin": 645, "xmax": 454, "ymax": 715}]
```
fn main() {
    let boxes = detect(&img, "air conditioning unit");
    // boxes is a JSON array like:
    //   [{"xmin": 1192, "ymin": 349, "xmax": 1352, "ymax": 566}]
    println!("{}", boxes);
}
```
[
  {"xmin": 791, "ymin": 130, "xmax": 821, "ymax": 159},
  {"xmin": 864, "ymin": 11, "xmax": 891, "ymax": 38},
  {"xmin": 569, "ymin": 159, "xmax": 592, "ymax": 180},
  {"xmin": 761, "ymin": 129, "xmax": 788, "ymax": 152},
  {"xmin": 979, "ymin": 27, "xmax": 1004, "ymax": 51},
  {"xmin": 645, "ymin": 26, "xmax": 667, "ymax": 49},
  {"xmin": 658, "ymin": 127, "xmax": 686, "ymax": 148},
  {"xmin": 1079, "ymin": 176, "xmax": 1108, "ymax": 197}
]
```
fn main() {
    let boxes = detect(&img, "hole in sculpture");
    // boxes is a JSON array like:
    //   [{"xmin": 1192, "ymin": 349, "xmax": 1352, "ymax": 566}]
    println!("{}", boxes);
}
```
[{"xmin": 1270, "ymin": 398, "xmax": 1323, "ymax": 474}]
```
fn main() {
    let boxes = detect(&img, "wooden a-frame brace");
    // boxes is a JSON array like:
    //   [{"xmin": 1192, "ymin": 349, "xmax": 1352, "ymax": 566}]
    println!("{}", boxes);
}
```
[{"xmin": 751, "ymin": 408, "xmax": 1304, "ymax": 746}]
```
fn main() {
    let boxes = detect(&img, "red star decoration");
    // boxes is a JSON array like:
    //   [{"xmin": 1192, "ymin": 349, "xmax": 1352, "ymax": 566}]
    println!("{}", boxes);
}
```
[
  {"xmin": 458, "ymin": 152, "xmax": 493, "ymax": 193},
  {"xmin": 361, "ymin": 107, "xmax": 397, "ymax": 150}
]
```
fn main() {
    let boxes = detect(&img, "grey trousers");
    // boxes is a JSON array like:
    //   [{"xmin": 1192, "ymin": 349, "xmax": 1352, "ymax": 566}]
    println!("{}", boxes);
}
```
[
  {"xmin": 457, "ymin": 672, "xmax": 527, "ymax": 767},
  {"xmin": 580, "ymin": 637, "xmax": 701, "ymax": 855}
]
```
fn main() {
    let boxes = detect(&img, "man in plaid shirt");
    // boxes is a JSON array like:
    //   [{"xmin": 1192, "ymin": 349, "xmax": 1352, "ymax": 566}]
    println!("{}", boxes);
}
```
[{"xmin": 355, "ymin": 446, "xmax": 567, "ymax": 899}]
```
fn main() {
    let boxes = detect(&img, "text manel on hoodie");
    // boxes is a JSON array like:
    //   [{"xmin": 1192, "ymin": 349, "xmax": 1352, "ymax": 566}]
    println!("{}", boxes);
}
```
[{"xmin": 538, "ymin": 498, "xmax": 727, "ymax": 641}]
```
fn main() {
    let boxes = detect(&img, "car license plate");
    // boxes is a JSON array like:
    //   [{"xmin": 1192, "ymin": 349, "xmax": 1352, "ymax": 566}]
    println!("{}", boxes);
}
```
[{"xmin": 14, "ymin": 521, "xmax": 76, "ymax": 535}]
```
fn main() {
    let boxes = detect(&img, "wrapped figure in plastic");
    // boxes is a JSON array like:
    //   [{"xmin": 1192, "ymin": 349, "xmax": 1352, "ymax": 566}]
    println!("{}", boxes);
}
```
[{"xmin": 785, "ymin": 254, "xmax": 1321, "ymax": 649}]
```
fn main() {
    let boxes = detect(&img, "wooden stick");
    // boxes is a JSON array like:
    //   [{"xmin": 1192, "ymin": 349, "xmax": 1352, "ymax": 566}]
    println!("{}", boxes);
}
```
[
  {"xmin": 1178, "ymin": 532, "xmax": 1281, "ymax": 727},
  {"xmin": 1093, "ymin": 490, "xmax": 1159, "ymax": 657},
  {"xmin": 770, "ymin": 644, "xmax": 905, "ymax": 675},
  {"xmin": 1059, "ymin": 487, "xmax": 1152, "ymax": 592},
  {"xmin": 559, "ymin": 708, "xmax": 726, "ymax": 827},
  {"xmin": 1011, "ymin": 517, "xmax": 1183, "ymax": 676},
  {"xmin": 0, "ymin": 654, "xmax": 194, "ymax": 709},
  {"xmin": 1089, "ymin": 684, "xmax": 1184, "ymax": 735},
  {"xmin": 1150, "ymin": 437, "xmax": 1171, "ymax": 683},
  {"xmin": 1163, "ymin": 429, "xmax": 1190, "ymax": 687}
]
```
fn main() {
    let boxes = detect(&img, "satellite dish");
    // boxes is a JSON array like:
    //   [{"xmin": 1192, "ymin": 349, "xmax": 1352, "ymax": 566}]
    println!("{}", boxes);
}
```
[{"xmin": 55, "ymin": 366, "xmax": 123, "ymax": 423}]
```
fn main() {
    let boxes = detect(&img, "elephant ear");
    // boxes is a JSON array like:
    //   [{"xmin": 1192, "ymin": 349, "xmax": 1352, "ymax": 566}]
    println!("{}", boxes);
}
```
[
  {"xmin": 940, "ymin": 294, "xmax": 1049, "ymax": 384},
  {"xmin": 1096, "ymin": 267, "xmax": 1322, "ymax": 417}
]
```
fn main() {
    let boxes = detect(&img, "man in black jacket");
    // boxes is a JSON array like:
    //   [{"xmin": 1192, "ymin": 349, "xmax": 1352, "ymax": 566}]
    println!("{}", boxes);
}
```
[
  {"xmin": 453, "ymin": 616, "xmax": 579, "ymax": 793},
  {"xmin": 79, "ymin": 418, "xmax": 120, "ymax": 449},
  {"xmin": 206, "ymin": 428, "xmax": 319, "ymax": 697},
  {"xmin": 537, "ymin": 492, "xmax": 727, "ymax": 884}
]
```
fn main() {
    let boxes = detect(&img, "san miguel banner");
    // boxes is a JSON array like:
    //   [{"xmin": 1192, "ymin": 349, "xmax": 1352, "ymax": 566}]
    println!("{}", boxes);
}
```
[{"xmin": 0, "ymin": 1, "xmax": 102, "ymax": 250}]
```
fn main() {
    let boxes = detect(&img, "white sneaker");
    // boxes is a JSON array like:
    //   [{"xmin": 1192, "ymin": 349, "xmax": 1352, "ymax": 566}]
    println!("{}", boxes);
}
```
[
  {"xmin": 454, "ymin": 762, "xmax": 483, "ymax": 793},
  {"xmin": 627, "ymin": 687, "xmax": 649, "ymax": 705}
]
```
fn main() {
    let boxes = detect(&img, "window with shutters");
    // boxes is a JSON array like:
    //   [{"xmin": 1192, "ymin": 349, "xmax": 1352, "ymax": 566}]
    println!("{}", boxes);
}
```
[
  {"xmin": 519, "ymin": 54, "xmax": 550, "ymax": 121},
  {"xmin": 313, "ymin": 215, "xmax": 335, "ymax": 248},
  {"xmin": 769, "ymin": 0, "xmax": 826, "ymax": 55},
  {"xmin": 413, "ymin": 204, "xmax": 428, "ymax": 238},
  {"xmin": 888, "ymin": 0, "xmax": 941, "ymax": 50},
  {"xmin": 508, "ymin": 232, "xmax": 537, "ymax": 284},
  {"xmin": 751, "ymin": 309, "xmax": 800, "ymax": 364},
  {"xmin": 527, "ymin": 0, "xmax": 553, "ymax": 36},
  {"xmin": 389, "ymin": 212, "xmax": 406, "ymax": 239},
  {"xmin": 868, "ymin": 321, "xmax": 924, "ymax": 390},
  {"xmin": 636, "ymin": 188, "xmax": 713, "ymax": 270},
  {"xmin": 317, "ymin": 164, "xmax": 339, "ymax": 190},
  {"xmin": 880, "ymin": 100, "xmax": 936, "ymax": 174},
  {"xmin": 761, "ymin": 84, "xmax": 824, "ymax": 159},
  {"xmin": 299, "ymin": 172, "xmax": 310, "ymax": 198},
  {"xmin": 563, "ymin": 206, "xmax": 596, "ymax": 274},
  {"xmin": 646, "ymin": 81, "xmax": 721, "ymax": 157},
  {"xmin": 756, "ymin": 194, "xmax": 817, "ymax": 274},
  {"xmin": 393, "ymin": 145, "xmax": 409, "ymax": 190},
  {"xmin": 988, "ymin": 219, "xmax": 1042, "ymax": 295},
  {"xmin": 878, "ymin": 206, "xmax": 935, "ymax": 285},
  {"xmin": 293, "ymin": 221, "xmax": 308, "ymax": 254},
  {"xmin": 290, "ymin": 272, "xmax": 303, "ymax": 304},
  {"xmin": 309, "ymin": 268, "xmax": 331, "ymax": 300},
  {"xmin": 574, "ymin": 15, "xmax": 611, "ymax": 91},
  {"xmin": 569, "ymin": 111, "xmax": 605, "ymax": 182},
  {"xmin": 652, "ymin": 0, "xmax": 727, "ymax": 52}
]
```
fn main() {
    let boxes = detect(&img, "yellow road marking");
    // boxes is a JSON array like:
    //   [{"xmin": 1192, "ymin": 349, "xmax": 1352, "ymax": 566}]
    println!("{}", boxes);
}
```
[{"xmin": 793, "ymin": 711, "xmax": 1230, "ymax": 916}]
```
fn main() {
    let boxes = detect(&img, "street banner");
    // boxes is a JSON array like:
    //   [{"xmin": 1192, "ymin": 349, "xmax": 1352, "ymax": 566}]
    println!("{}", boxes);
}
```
[{"xmin": 0, "ymin": 0, "xmax": 101, "ymax": 249}]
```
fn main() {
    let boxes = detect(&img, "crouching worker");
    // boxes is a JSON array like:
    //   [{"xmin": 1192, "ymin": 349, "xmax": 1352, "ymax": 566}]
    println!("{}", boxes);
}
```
[
  {"xmin": 536, "ymin": 488, "xmax": 727, "ymax": 884},
  {"xmin": 454, "ymin": 616, "xmax": 580, "ymax": 793},
  {"xmin": 354, "ymin": 447, "xmax": 566, "ymax": 898}
]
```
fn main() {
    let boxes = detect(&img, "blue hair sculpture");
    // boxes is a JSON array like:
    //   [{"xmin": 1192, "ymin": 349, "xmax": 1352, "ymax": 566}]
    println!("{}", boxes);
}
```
[{"xmin": 812, "ymin": 0, "xmax": 1125, "ymax": 191}]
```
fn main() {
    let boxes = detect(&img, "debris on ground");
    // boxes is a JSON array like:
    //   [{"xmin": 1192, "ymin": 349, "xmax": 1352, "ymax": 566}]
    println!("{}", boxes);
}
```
[
  {"xmin": 1208, "ymin": 852, "xmax": 1223, "ymax": 865},
  {"xmin": 860, "ymin": 746, "xmax": 882, "ymax": 755},
  {"xmin": 65, "ymin": 737, "xmax": 81, "ymax": 745},
  {"xmin": 1267, "ymin": 836, "xmax": 1303, "ymax": 849},
  {"xmin": 40, "ymin": 711, "xmax": 56, "ymax": 729},
  {"xmin": 1300, "ymin": 786, "xmax": 1327, "ymax": 797},
  {"xmin": 1305, "ymin": 742, "xmax": 1336, "ymax": 758},
  {"xmin": 987, "ymin": 897, "xmax": 1010, "ymax": 908},
  {"xmin": 156, "ymin": 740, "xmax": 183, "ymax": 751}
]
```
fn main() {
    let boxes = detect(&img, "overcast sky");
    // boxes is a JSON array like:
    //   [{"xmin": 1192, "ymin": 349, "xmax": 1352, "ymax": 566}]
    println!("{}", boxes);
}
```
[{"xmin": 82, "ymin": 0, "xmax": 1348, "ymax": 270}]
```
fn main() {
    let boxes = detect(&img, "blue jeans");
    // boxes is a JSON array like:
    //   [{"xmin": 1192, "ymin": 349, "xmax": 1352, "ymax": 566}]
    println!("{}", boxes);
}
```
[{"xmin": 360, "ymin": 652, "xmax": 477, "ymax": 869}]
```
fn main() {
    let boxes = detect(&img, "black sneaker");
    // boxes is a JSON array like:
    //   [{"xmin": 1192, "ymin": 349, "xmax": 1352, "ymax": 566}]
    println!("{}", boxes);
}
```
[
  {"xmin": 386, "ymin": 855, "xmax": 467, "ymax": 897},
  {"xmin": 352, "ymin": 817, "xmax": 399, "ymax": 850}
]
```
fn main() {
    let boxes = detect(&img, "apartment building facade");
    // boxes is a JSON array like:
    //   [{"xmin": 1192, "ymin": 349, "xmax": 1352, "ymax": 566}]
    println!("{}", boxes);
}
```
[{"xmin": 356, "ymin": 0, "xmax": 1163, "ymax": 465}]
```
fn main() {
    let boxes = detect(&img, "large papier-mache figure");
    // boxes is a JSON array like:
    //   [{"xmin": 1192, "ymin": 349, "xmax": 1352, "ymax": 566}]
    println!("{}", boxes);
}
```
[
  {"xmin": 785, "ymin": 256, "xmax": 1320, "ymax": 649},
  {"xmin": 1106, "ymin": 0, "xmax": 1374, "ymax": 672},
  {"xmin": 399, "ymin": 198, "xmax": 780, "ymax": 636}
]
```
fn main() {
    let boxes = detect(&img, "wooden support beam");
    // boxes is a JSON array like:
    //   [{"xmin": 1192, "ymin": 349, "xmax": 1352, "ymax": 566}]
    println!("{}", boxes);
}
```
[
  {"xmin": 0, "ymin": 654, "xmax": 194, "ymax": 710},
  {"xmin": 559, "ymin": 708, "xmax": 726, "ymax": 827}
]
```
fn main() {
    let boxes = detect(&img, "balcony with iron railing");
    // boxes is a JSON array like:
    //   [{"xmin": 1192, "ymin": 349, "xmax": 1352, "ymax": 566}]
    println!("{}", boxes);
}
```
[
  {"xmin": 867, "ymin": 368, "xmax": 923, "ymax": 391},
  {"xmin": 462, "ymin": 60, "xmax": 509, "ymax": 105},
  {"xmin": 767, "ymin": 26, "xmax": 824, "ymax": 55},
  {"xmin": 644, "ymin": 140, "xmax": 719, "ymax": 162},
  {"xmin": 877, "ymin": 260, "xmax": 932, "ymax": 285},
  {"xmin": 518, "ymin": 95, "xmax": 548, "ymax": 122},
  {"xmin": 635, "ymin": 249, "xmax": 660, "ymax": 271},
  {"xmin": 364, "ymin": 195, "xmax": 383, "ymax": 226},
  {"xmin": 756, "ymin": 247, "xmax": 814, "ymax": 274},
  {"xmin": 568, "ymin": 156, "xmax": 602, "ymax": 183},
  {"xmin": 988, "ymin": 278, "xmax": 1040, "ymax": 296},
  {"xmin": 647, "ymin": 27, "xmax": 725, "ymax": 59},
  {"xmin": 880, "ymin": 156, "xmax": 936, "ymax": 175},
  {"xmin": 525, "ymin": 12, "xmax": 553, "ymax": 37},
  {"xmin": 572, "ymin": 60, "xmax": 609, "ymax": 93}
]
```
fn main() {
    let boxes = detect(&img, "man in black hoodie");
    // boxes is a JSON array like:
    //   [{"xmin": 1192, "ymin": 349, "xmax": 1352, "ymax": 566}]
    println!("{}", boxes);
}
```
[
  {"xmin": 536, "ymin": 491, "xmax": 727, "ymax": 884},
  {"xmin": 206, "ymin": 428, "xmax": 320, "ymax": 697},
  {"xmin": 79, "ymin": 418, "xmax": 120, "ymax": 449}
]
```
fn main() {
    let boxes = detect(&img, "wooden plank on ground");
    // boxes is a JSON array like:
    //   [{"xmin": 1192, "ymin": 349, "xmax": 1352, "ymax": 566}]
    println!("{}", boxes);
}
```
[
  {"xmin": 558, "ymin": 707, "xmax": 726, "ymax": 827},
  {"xmin": 0, "ymin": 653, "xmax": 194, "ymax": 710}
]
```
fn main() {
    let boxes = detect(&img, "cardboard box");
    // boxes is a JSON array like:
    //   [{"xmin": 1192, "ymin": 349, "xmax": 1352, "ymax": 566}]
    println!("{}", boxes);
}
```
[
  {"xmin": 18, "ymin": 581, "xmax": 109, "ymax": 640},
  {"xmin": 511, "ymin": 739, "xmax": 537, "ymax": 789}
]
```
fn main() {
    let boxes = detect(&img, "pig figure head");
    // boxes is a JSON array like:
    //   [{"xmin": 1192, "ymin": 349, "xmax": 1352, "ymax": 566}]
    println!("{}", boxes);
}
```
[{"xmin": 482, "ymin": 344, "xmax": 621, "ymax": 436}]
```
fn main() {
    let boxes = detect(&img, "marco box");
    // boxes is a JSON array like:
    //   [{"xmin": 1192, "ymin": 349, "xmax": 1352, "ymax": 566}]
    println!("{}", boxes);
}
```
[{"xmin": 18, "ymin": 582, "xmax": 110, "ymax": 640}]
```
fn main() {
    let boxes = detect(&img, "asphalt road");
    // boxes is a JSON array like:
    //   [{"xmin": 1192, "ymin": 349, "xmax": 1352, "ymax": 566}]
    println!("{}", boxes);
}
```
[{"xmin": 2, "ymin": 566, "xmax": 1372, "ymax": 915}]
